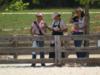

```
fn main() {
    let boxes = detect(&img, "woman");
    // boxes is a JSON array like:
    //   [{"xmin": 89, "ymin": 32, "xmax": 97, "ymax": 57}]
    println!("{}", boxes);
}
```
[
  {"xmin": 48, "ymin": 12, "xmax": 67, "ymax": 59},
  {"xmin": 30, "ymin": 13, "xmax": 46, "ymax": 67},
  {"xmin": 71, "ymin": 7, "xmax": 88, "ymax": 58}
]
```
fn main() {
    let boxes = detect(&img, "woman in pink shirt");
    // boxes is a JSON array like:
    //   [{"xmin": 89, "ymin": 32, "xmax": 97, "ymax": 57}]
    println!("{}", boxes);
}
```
[{"xmin": 30, "ymin": 13, "xmax": 46, "ymax": 67}]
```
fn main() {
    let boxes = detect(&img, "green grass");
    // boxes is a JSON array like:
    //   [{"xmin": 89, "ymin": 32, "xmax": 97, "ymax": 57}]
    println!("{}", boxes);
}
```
[
  {"xmin": 0, "ymin": 14, "xmax": 71, "ymax": 35},
  {"xmin": 2, "ymin": 8, "xmax": 73, "ymax": 12},
  {"xmin": 2, "ymin": 8, "xmax": 100, "ymax": 12},
  {"xmin": 0, "ymin": 9, "xmax": 100, "ymax": 35}
]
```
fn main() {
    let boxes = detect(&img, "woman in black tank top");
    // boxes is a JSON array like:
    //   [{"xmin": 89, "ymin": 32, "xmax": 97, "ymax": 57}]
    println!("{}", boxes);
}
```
[
  {"xmin": 49, "ymin": 13, "xmax": 67, "ymax": 60},
  {"xmin": 52, "ymin": 19, "xmax": 63, "ymax": 35}
]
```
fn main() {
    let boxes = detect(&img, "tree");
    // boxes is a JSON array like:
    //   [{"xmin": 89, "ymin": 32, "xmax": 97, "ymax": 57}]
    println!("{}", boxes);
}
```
[
  {"xmin": 76, "ymin": 0, "xmax": 100, "ymax": 46},
  {"xmin": 0, "ymin": 0, "xmax": 17, "ymax": 11}
]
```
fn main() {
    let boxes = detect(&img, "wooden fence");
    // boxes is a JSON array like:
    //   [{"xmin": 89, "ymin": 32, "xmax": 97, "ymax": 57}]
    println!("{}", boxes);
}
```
[{"xmin": 0, "ymin": 33, "xmax": 100, "ymax": 66}]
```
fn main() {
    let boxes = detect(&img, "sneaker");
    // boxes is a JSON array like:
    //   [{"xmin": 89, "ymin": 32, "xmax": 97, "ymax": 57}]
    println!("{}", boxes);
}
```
[
  {"xmin": 31, "ymin": 64, "xmax": 36, "ymax": 67},
  {"xmin": 41, "ymin": 63, "xmax": 45, "ymax": 66}
]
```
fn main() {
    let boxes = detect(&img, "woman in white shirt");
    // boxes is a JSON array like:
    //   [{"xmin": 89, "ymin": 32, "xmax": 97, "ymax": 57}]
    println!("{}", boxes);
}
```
[{"xmin": 71, "ymin": 8, "xmax": 88, "ymax": 58}]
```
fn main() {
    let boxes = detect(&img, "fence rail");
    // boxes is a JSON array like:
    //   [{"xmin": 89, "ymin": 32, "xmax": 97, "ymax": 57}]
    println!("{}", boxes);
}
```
[{"xmin": 0, "ymin": 34, "xmax": 100, "ymax": 66}]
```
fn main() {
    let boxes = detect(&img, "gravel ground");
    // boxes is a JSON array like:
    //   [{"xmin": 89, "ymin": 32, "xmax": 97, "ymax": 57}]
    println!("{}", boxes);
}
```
[{"xmin": 0, "ymin": 64, "xmax": 100, "ymax": 75}]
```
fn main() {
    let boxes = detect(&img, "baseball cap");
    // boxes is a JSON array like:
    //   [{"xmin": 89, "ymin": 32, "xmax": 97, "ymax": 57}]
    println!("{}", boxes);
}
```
[
  {"xmin": 36, "ymin": 12, "xmax": 43, "ymax": 17},
  {"xmin": 52, "ymin": 12, "xmax": 61, "ymax": 19}
]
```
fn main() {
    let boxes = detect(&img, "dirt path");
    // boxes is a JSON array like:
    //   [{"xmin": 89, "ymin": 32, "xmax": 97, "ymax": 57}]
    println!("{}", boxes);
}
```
[{"xmin": 0, "ymin": 64, "xmax": 100, "ymax": 75}]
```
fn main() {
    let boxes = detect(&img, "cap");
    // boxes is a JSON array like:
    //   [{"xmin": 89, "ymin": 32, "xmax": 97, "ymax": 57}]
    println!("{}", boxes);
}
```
[
  {"xmin": 52, "ymin": 12, "xmax": 61, "ymax": 19},
  {"xmin": 36, "ymin": 12, "xmax": 43, "ymax": 17}
]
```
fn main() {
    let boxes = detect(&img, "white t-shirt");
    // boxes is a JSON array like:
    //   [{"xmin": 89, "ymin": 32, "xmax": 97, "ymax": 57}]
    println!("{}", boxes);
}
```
[
  {"xmin": 73, "ymin": 17, "xmax": 85, "ymax": 32},
  {"xmin": 79, "ymin": 18, "xmax": 85, "ymax": 28}
]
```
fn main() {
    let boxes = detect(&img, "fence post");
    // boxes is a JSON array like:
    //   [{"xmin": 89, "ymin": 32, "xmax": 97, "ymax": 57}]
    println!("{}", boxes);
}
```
[
  {"xmin": 54, "ymin": 35, "xmax": 62, "ymax": 66},
  {"xmin": 12, "ymin": 35, "xmax": 18, "ymax": 59}
]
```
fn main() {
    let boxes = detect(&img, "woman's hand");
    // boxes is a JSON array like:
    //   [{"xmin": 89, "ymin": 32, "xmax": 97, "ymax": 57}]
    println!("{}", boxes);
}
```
[{"xmin": 53, "ymin": 27, "xmax": 60, "ymax": 31}]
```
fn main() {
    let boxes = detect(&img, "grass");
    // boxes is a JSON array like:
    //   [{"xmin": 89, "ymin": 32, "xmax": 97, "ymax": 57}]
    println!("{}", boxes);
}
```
[
  {"xmin": 3, "ymin": 8, "xmax": 100, "ymax": 12},
  {"xmin": 0, "ymin": 8, "xmax": 100, "ymax": 35}
]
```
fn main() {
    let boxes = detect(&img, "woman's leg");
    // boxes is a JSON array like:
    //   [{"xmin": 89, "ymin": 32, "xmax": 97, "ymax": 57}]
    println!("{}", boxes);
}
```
[
  {"xmin": 32, "ymin": 52, "xmax": 36, "ymax": 67},
  {"xmin": 49, "ymin": 43, "xmax": 55, "ymax": 58},
  {"xmin": 40, "ymin": 51, "xmax": 45, "ymax": 66},
  {"xmin": 73, "ymin": 32, "xmax": 85, "ymax": 58},
  {"xmin": 76, "ymin": 32, "xmax": 89, "ymax": 58},
  {"xmin": 38, "ymin": 41, "xmax": 45, "ymax": 66}
]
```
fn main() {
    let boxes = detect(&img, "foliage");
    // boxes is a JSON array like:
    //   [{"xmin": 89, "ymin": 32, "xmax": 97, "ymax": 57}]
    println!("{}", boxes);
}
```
[
  {"xmin": 76, "ymin": 0, "xmax": 100, "ymax": 5},
  {"xmin": 5, "ymin": 1, "xmax": 29, "ymax": 11},
  {"xmin": 32, "ymin": 0, "xmax": 39, "ymax": 4}
]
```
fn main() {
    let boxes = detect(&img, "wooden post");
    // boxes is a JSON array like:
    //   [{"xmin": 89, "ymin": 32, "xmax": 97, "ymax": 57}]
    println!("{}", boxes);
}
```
[
  {"xmin": 54, "ymin": 35, "xmax": 62, "ymax": 66},
  {"xmin": 12, "ymin": 35, "xmax": 18, "ymax": 59}
]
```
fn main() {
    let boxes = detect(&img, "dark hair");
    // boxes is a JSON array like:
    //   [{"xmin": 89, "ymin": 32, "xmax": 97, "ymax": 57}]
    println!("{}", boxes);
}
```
[
  {"xmin": 81, "ymin": 11, "xmax": 85, "ymax": 18},
  {"xmin": 75, "ymin": 7, "xmax": 85, "ymax": 18},
  {"xmin": 57, "ymin": 14, "xmax": 61, "ymax": 17},
  {"xmin": 72, "ymin": 16, "xmax": 79, "ymax": 23}
]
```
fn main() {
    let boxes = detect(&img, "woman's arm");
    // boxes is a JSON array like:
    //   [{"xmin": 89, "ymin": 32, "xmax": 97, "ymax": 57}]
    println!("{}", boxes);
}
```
[
  {"xmin": 30, "ymin": 22, "xmax": 35, "ymax": 36},
  {"xmin": 30, "ymin": 26, "xmax": 34, "ymax": 35},
  {"xmin": 62, "ymin": 27, "xmax": 68, "ymax": 32},
  {"xmin": 60, "ymin": 20, "xmax": 68, "ymax": 32}
]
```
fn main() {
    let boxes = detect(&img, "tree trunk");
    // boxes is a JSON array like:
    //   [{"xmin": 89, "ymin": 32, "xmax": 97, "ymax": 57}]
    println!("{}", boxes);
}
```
[
  {"xmin": 84, "ymin": 4, "xmax": 90, "ymax": 46},
  {"xmin": 85, "ymin": 4, "xmax": 90, "ymax": 34}
]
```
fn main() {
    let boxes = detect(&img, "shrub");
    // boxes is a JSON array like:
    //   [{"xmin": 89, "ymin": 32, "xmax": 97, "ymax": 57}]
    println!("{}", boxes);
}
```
[{"xmin": 5, "ymin": 1, "xmax": 29, "ymax": 11}]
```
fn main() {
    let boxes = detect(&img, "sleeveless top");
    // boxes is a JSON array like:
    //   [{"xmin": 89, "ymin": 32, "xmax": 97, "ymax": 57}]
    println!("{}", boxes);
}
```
[{"xmin": 51, "ymin": 19, "xmax": 66, "ymax": 35}]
